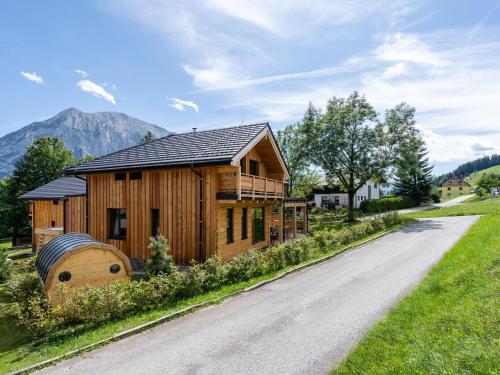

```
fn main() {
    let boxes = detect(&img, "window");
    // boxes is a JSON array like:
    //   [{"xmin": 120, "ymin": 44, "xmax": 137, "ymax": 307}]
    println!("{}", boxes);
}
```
[
  {"xmin": 448, "ymin": 181, "xmax": 452, "ymax": 185},
  {"xmin": 252, "ymin": 207, "xmax": 265, "ymax": 244},
  {"xmin": 130, "ymin": 171, "xmax": 142, "ymax": 180},
  {"xmin": 51, "ymin": 220, "xmax": 56, "ymax": 227},
  {"xmin": 115, "ymin": 173, "xmax": 126, "ymax": 181},
  {"xmin": 242, "ymin": 208, "xmax": 248, "ymax": 240},
  {"xmin": 249, "ymin": 159, "xmax": 259, "ymax": 176},
  {"xmin": 240, "ymin": 158, "xmax": 247, "ymax": 174},
  {"xmin": 374, "ymin": 182, "xmax": 378, "ymax": 188},
  {"xmin": 108, "ymin": 208, "xmax": 126, "ymax": 240},
  {"xmin": 226, "ymin": 208, "xmax": 234, "ymax": 243},
  {"xmin": 151, "ymin": 209, "xmax": 160, "ymax": 237},
  {"xmin": 459, "ymin": 186, "xmax": 463, "ymax": 191},
  {"xmin": 53, "ymin": 200, "xmax": 59, "ymax": 205},
  {"xmin": 447, "ymin": 187, "xmax": 451, "ymax": 191}
]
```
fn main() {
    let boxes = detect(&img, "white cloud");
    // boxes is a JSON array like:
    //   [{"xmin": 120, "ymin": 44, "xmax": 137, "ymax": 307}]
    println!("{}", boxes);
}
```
[
  {"xmin": 75, "ymin": 69, "xmax": 88, "ymax": 78},
  {"xmin": 20, "ymin": 71, "xmax": 44, "ymax": 84},
  {"xmin": 167, "ymin": 97, "xmax": 199, "ymax": 112},
  {"xmin": 76, "ymin": 80, "xmax": 116, "ymax": 105}
]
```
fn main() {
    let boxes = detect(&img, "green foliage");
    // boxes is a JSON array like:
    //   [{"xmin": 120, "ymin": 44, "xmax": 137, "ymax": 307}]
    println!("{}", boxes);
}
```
[
  {"xmin": 0, "ymin": 250, "xmax": 12, "ymax": 281},
  {"xmin": 0, "ymin": 137, "xmax": 76, "ymax": 238},
  {"xmin": 146, "ymin": 235, "xmax": 173, "ymax": 275},
  {"xmin": 276, "ymin": 120, "xmax": 320, "ymax": 197},
  {"xmin": 435, "ymin": 154, "xmax": 500, "ymax": 186},
  {"xmin": 140, "ymin": 131, "xmax": 156, "ymax": 144},
  {"xmin": 13, "ymin": 213, "xmax": 405, "ymax": 339},
  {"xmin": 476, "ymin": 172, "xmax": 500, "ymax": 195},
  {"xmin": 360, "ymin": 196, "xmax": 416, "ymax": 213}
]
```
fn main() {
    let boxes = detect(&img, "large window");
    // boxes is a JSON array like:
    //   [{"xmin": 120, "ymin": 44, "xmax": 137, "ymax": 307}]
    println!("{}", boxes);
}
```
[
  {"xmin": 241, "ymin": 208, "xmax": 248, "ymax": 240},
  {"xmin": 108, "ymin": 208, "xmax": 126, "ymax": 240},
  {"xmin": 226, "ymin": 208, "xmax": 234, "ymax": 244},
  {"xmin": 252, "ymin": 207, "xmax": 265, "ymax": 244},
  {"xmin": 151, "ymin": 209, "xmax": 160, "ymax": 237}
]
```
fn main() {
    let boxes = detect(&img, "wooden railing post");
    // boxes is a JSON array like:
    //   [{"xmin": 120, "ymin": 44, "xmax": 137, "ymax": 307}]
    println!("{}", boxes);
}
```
[
  {"xmin": 264, "ymin": 177, "xmax": 268, "ymax": 200},
  {"xmin": 252, "ymin": 175, "xmax": 255, "ymax": 200},
  {"xmin": 236, "ymin": 168, "xmax": 241, "ymax": 200}
]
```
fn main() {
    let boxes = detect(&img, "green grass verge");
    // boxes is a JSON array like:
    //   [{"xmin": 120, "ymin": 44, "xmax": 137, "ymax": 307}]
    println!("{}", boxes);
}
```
[
  {"xmin": 404, "ymin": 197, "xmax": 500, "ymax": 219},
  {"xmin": 0, "ymin": 220, "xmax": 411, "ymax": 374},
  {"xmin": 332, "ymin": 214, "xmax": 500, "ymax": 374}
]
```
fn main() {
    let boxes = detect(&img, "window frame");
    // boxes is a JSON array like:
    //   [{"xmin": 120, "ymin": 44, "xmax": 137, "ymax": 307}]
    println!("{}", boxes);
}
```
[
  {"xmin": 226, "ymin": 208, "xmax": 234, "ymax": 244},
  {"xmin": 252, "ymin": 207, "xmax": 265, "ymax": 244},
  {"xmin": 130, "ymin": 171, "xmax": 142, "ymax": 180},
  {"xmin": 115, "ymin": 173, "xmax": 126, "ymax": 181},
  {"xmin": 249, "ymin": 159, "xmax": 259, "ymax": 176},
  {"xmin": 108, "ymin": 208, "xmax": 127, "ymax": 240},
  {"xmin": 241, "ymin": 207, "xmax": 248, "ymax": 240},
  {"xmin": 151, "ymin": 208, "xmax": 160, "ymax": 237}
]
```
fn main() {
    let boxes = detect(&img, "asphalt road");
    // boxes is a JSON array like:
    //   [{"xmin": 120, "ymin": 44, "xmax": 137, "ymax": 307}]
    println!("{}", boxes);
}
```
[{"xmin": 37, "ymin": 216, "xmax": 478, "ymax": 375}]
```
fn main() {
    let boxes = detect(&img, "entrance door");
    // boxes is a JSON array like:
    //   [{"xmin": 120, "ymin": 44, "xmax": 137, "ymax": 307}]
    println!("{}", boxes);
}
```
[{"xmin": 368, "ymin": 185, "xmax": 372, "ymax": 200}]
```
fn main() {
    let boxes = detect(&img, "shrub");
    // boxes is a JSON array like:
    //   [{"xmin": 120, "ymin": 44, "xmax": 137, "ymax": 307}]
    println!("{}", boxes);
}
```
[
  {"xmin": 201, "ymin": 256, "xmax": 225, "ymax": 291},
  {"xmin": 360, "ymin": 196, "xmax": 416, "ymax": 213},
  {"xmin": 13, "ymin": 295, "xmax": 57, "ymax": 338},
  {"xmin": 8, "ymin": 271, "xmax": 42, "ymax": 302},
  {"xmin": 146, "ymin": 235, "xmax": 173, "ymax": 275},
  {"xmin": 224, "ymin": 250, "xmax": 265, "ymax": 284},
  {"xmin": 0, "ymin": 249, "xmax": 12, "ymax": 281},
  {"xmin": 264, "ymin": 245, "xmax": 287, "ymax": 271}
]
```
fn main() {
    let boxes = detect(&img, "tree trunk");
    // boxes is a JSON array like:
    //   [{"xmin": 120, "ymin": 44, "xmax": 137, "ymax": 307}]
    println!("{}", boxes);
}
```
[{"xmin": 347, "ymin": 190, "xmax": 355, "ymax": 221}]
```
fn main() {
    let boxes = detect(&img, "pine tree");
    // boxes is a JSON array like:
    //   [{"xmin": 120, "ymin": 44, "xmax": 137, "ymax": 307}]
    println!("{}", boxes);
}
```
[
  {"xmin": 393, "ymin": 134, "xmax": 433, "ymax": 203},
  {"xmin": 140, "ymin": 131, "xmax": 156, "ymax": 144}
]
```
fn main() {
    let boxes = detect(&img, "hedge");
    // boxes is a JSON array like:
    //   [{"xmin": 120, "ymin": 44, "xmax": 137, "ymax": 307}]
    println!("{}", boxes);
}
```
[
  {"xmin": 360, "ymin": 196, "xmax": 416, "ymax": 213},
  {"xmin": 9, "ymin": 213, "xmax": 406, "ymax": 338}
]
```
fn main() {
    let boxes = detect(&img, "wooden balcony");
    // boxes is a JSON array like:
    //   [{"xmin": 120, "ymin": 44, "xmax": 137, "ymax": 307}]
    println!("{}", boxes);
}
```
[{"xmin": 218, "ymin": 172, "xmax": 284, "ymax": 200}]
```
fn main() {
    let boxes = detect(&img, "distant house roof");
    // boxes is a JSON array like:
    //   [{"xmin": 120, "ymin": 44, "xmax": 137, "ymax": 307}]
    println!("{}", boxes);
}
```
[
  {"xmin": 442, "ymin": 176, "xmax": 470, "ymax": 187},
  {"xmin": 19, "ymin": 176, "xmax": 86, "ymax": 200},
  {"xmin": 65, "ymin": 123, "xmax": 287, "ymax": 175}
]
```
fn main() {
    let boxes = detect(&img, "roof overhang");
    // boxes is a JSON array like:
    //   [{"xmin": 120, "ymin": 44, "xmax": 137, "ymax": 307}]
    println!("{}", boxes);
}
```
[{"xmin": 230, "ymin": 125, "xmax": 290, "ymax": 180}]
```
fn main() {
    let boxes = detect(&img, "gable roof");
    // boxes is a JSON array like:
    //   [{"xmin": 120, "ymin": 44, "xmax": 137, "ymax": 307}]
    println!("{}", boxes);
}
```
[
  {"xmin": 19, "ymin": 176, "xmax": 86, "ymax": 200},
  {"xmin": 65, "ymin": 123, "xmax": 288, "ymax": 177}
]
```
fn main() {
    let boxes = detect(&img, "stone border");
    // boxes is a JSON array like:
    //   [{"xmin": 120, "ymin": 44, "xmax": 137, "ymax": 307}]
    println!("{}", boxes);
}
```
[{"xmin": 9, "ymin": 221, "xmax": 411, "ymax": 375}]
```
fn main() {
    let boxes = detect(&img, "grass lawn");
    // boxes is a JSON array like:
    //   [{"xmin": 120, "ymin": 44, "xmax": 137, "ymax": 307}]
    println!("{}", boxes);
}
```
[
  {"xmin": 405, "ymin": 196, "xmax": 500, "ymax": 219},
  {"xmin": 0, "ymin": 220, "xmax": 411, "ymax": 374},
  {"xmin": 332, "ymin": 200, "xmax": 500, "ymax": 374},
  {"xmin": 0, "ymin": 238, "xmax": 11, "ymax": 250}
]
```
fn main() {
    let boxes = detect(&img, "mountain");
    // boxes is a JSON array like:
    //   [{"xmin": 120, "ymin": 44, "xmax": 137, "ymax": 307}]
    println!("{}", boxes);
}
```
[
  {"xmin": 0, "ymin": 108, "xmax": 172, "ymax": 177},
  {"xmin": 434, "ymin": 154, "xmax": 500, "ymax": 186}
]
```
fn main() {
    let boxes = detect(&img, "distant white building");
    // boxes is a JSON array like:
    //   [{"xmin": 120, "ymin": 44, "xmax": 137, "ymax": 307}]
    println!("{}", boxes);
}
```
[{"xmin": 312, "ymin": 179, "xmax": 380, "ymax": 210}]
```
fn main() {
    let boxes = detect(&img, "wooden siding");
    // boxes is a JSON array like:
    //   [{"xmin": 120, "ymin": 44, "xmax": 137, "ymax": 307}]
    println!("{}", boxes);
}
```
[
  {"xmin": 87, "ymin": 168, "xmax": 219, "ymax": 263},
  {"xmin": 216, "ymin": 200, "xmax": 275, "ymax": 261},
  {"xmin": 65, "ymin": 196, "xmax": 87, "ymax": 233}
]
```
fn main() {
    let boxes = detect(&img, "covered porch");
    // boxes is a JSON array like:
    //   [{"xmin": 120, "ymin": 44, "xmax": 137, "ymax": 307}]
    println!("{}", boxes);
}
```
[{"xmin": 270, "ymin": 198, "xmax": 309, "ymax": 244}]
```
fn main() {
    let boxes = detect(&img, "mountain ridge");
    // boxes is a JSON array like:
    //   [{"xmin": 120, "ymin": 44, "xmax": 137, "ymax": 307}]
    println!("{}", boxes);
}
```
[{"xmin": 0, "ymin": 108, "xmax": 172, "ymax": 177}]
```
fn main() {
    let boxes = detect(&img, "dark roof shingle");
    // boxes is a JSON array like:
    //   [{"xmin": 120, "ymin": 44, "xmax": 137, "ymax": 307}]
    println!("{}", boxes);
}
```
[
  {"xmin": 19, "ymin": 176, "xmax": 86, "ymax": 200},
  {"xmin": 65, "ymin": 123, "xmax": 269, "ymax": 173}
]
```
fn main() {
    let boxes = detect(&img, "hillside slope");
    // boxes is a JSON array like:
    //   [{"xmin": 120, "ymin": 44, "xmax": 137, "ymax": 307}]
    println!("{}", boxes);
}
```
[
  {"xmin": 0, "ymin": 108, "xmax": 172, "ymax": 176},
  {"xmin": 466, "ymin": 165, "xmax": 500, "ymax": 187}
]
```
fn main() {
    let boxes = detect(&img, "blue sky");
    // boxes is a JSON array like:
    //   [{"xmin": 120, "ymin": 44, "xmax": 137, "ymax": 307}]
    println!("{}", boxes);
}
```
[{"xmin": 2, "ymin": 0, "xmax": 500, "ymax": 174}]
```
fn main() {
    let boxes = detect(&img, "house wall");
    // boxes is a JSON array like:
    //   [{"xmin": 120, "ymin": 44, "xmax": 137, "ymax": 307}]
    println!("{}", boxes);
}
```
[
  {"xmin": 314, "ymin": 180, "xmax": 380, "ymax": 209},
  {"xmin": 30, "ymin": 196, "xmax": 86, "ymax": 250},
  {"xmin": 216, "ymin": 200, "xmax": 276, "ymax": 261}
]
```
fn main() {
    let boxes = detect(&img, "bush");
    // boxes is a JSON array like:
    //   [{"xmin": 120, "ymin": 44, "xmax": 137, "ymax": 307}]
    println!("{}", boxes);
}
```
[
  {"xmin": 0, "ymin": 249, "xmax": 12, "ymax": 281},
  {"xmin": 146, "ymin": 235, "xmax": 173, "ymax": 275},
  {"xmin": 360, "ymin": 196, "xmax": 416, "ymax": 213},
  {"xmin": 13, "ymin": 212, "xmax": 406, "ymax": 339}
]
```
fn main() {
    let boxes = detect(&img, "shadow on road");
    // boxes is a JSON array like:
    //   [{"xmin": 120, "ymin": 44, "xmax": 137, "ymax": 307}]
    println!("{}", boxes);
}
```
[{"xmin": 400, "ymin": 219, "xmax": 444, "ymax": 233}]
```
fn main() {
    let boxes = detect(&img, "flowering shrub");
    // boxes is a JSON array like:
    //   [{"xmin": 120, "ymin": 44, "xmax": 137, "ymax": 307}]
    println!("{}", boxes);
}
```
[{"xmin": 13, "ymin": 213, "xmax": 405, "ymax": 338}]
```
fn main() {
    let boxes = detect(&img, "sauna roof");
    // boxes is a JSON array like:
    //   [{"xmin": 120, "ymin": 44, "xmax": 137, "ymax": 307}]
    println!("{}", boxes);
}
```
[
  {"xmin": 64, "ymin": 123, "xmax": 289, "ymax": 177},
  {"xmin": 19, "ymin": 176, "xmax": 86, "ymax": 200}
]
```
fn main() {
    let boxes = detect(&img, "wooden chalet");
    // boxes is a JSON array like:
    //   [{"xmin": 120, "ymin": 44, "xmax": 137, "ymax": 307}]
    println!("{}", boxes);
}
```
[
  {"xmin": 23, "ymin": 123, "xmax": 307, "ymax": 268},
  {"xmin": 20, "ymin": 176, "xmax": 87, "ymax": 251}
]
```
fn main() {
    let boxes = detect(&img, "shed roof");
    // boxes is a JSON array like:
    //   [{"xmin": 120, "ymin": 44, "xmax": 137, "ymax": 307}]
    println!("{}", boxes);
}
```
[
  {"xmin": 35, "ymin": 233, "xmax": 100, "ymax": 285},
  {"xmin": 19, "ymin": 176, "xmax": 86, "ymax": 200},
  {"xmin": 64, "ymin": 123, "xmax": 285, "ymax": 174}
]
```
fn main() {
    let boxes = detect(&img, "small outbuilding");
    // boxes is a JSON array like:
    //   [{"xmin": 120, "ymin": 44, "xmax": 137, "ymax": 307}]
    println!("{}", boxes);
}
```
[{"xmin": 35, "ymin": 233, "xmax": 132, "ymax": 305}]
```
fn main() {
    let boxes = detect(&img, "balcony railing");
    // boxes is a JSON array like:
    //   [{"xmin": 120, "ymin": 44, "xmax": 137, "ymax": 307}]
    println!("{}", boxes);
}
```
[{"xmin": 218, "ymin": 172, "xmax": 284, "ymax": 200}]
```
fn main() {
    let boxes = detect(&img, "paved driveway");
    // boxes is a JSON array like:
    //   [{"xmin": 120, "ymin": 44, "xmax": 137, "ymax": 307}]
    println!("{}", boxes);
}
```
[
  {"xmin": 37, "ymin": 216, "xmax": 478, "ymax": 375},
  {"xmin": 396, "ymin": 194, "xmax": 474, "ymax": 215}
]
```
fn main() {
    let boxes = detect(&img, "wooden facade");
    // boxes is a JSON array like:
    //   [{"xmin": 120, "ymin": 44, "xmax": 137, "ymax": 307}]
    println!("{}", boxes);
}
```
[{"xmin": 30, "ymin": 196, "xmax": 87, "ymax": 251}]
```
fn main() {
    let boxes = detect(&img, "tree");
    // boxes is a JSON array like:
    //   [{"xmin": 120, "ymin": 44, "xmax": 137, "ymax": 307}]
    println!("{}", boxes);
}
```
[
  {"xmin": 276, "ymin": 120, "xmax": 319, "ymax": 197},
  {"xmin": 304, "ymin": 92, "xmax": 382, "ymax": 220},
  {"xmin": 140, "ymin": 131, "xmax": 156, "ymax": 144},
  {"xmin": 392, "ymin": 136, "xmax": 433, "ymax": 203},
  {"xmin": 2, "ymin": 137, "xmax": 76, "ymax": 239},
  {"xmin": 477, "ymin": 173, "xmax": 500, "ymax": 195},
  {"xmin": 146, "ymin": 235, "xmax": 173, "ymax": 275}
]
